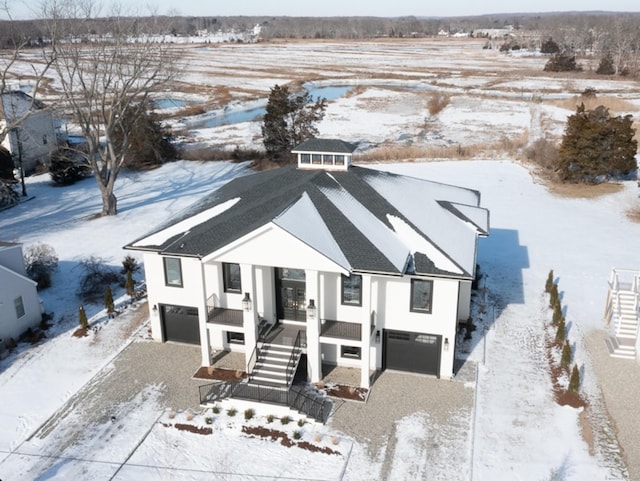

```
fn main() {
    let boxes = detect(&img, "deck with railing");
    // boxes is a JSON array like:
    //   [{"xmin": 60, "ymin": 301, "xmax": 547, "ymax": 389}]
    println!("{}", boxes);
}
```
[{"xmin": 320, "ymin": 320, "xmax": 362, "ymax": 341}]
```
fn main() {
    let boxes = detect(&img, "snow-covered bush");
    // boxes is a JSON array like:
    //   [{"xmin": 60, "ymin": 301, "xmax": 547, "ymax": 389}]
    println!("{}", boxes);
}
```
[{"xmin": 24, "ymin": 243, "xmax": 59, "ymax": 290}]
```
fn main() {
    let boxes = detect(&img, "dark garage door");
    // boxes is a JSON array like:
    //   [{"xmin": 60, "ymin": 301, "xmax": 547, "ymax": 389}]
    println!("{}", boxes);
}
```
[
  {"xmin": 383, "ymin": 330, "xmax": 441, "ymax": 376},
  {"xmin": 160, "ymin": 304, "xmax": 200, "ymax": 345}
]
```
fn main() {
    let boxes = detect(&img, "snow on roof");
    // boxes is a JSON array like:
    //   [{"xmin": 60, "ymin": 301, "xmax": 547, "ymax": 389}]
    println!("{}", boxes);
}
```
[
  {"xmin": 320, "ymin": 182, "xmax": 409, "ymax": 274},
  {"xmin": 363, "ymin": 173, "xmax": 486, "ymax": 275},
  {"xmin": 273, "ymin": 192, "xmax": 351, "ymax": 272},
  {"xmin": 387, "ymin": 215, "xmax": 462, "ymax": 275},
  {"xmin": 132, "ymin": 197, "xmax": 240, "ymax": 248}
]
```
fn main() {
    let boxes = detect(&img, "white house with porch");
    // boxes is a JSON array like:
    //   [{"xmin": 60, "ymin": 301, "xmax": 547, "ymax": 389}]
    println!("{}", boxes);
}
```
[{"xmin": 125, "ymin": 139, "xmax": 489, "ymax": 392}]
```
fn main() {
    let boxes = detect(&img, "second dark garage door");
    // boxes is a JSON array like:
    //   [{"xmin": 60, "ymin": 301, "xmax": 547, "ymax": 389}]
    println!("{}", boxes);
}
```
[
  {"xmin": 383, "ymin": 329, "xmax": 441, "ymax": 376},
  {"xmin": 160, "ymin": 304, "xmax": 200, "ymax": 345}
]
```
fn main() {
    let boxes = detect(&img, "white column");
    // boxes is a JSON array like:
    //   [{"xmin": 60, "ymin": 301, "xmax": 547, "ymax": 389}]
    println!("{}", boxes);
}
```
[
  {"xmin": 240, "ymin": 264, "xmax": 258, "ymax": 361},
  {"xmin": 199, "ymin": 261, "xmax": 211, "ymax": 366},
  {"xmin": 360, "ymin": 275, "xmax": 372, "ymax": 389},
  {"xmin": 305, "ymin": 269, "xmax": 321, "ymax": 383}
]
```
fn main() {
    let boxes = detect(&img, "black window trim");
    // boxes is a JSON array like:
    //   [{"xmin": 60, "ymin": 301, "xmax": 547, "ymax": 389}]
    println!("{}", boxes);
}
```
[
  {"xmin": 410, "ymin": 278, "xmax": 434, "ymax": 313},
  {"xmin": 341, "ymin": 273, "xmax": 363, "ymax": 306},
  {"xmin": 163, "ymin": 257, "xmax": 183, "ymax": 288},
  {"xmin": 340, "ymin": 345, "xmax": 362, "ymax": 360},
  {"xmin": 223, "ymin": 262, "xmax": 242, "ymax": 293}
]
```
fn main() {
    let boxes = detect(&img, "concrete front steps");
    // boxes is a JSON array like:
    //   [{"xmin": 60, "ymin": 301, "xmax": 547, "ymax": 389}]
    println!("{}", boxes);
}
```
[
  {"xmin": 249, "ymin": 344, "xmax": 301, "ymax": 387},
  {"xmin": 605, "ymin": 336, "xmax": 637, "ymax": 359}
]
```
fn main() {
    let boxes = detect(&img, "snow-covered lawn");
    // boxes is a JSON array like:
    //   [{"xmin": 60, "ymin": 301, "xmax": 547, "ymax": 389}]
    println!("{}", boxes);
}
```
[{"xmin": 2, "ymin": 38, "xmax": 640, "ymax": 480}]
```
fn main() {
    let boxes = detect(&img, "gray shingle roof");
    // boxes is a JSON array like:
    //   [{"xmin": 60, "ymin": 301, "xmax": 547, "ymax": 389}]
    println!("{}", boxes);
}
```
[
  {"xmin": 292, "ymin": 138, "xmax": 358, "ymax": 154},
  {"xmin": 126, "ymin": 163, "xmax": 488, "ymax": 278}
]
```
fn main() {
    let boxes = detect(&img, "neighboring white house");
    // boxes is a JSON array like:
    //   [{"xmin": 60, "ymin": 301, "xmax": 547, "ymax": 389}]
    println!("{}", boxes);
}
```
[
  {"xmin": 126, "ymin": 139, "xmax": 489, "ymax": 390},
  {"xmin": 0, "ymin": 241, "xmax": 42, "ymax": 343},
  {"xmin": 0, "ymin": 91, "xmax": 56, "ymax": 174}
]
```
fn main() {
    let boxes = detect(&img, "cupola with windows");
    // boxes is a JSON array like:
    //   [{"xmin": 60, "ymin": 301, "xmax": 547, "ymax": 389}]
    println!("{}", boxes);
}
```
[{"xmin": 292, "ymin": 138, "xmax": 357, "ymax": 171}]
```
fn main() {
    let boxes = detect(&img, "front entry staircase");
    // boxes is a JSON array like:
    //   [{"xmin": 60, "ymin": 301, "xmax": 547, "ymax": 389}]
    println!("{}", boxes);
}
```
[
  {"xmin": 249, "ymin": 343, "xmax": 301, "ymax": 387},
  {"xmin": 604, "ymin": 269, "xmax": 640, "ymax": 359}
]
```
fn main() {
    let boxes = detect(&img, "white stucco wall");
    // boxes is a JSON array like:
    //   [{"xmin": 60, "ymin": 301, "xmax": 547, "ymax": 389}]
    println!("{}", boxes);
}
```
[{"xmin": 0, "ymin": 244, "xmax": 27, "ymax": 275}]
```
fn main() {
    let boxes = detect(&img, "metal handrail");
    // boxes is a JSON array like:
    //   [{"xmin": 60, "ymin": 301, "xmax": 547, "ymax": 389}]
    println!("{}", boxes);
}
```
[
  {"xmin": 247, "ymin": 343, "xmax": 261, "ymax": 375},
  {"xmin": 285, "ymin": 330, "xmax": 302, "ymax": 386}
]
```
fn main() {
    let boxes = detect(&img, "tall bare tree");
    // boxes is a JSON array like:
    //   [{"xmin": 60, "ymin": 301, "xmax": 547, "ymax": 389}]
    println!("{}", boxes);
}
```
[{"xmin": 43, "ymin": 0, "xmax": 177, "ymax": 215}]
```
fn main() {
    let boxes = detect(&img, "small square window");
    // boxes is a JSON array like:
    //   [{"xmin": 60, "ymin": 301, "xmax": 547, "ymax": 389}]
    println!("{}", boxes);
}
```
[
  {"xmin": 341, "ymin": 274, "xmax": 362, "ymax": 306},
  {"xmin": 226, "ymin": 331, "xmax": 245, "ymax": 345},
  {"xmin": 322, "ymin": 154, "xmax": 334, "ymax": 165},
  {"xmin": 311, "ymin": 154, "xmax": 322, "ymax": 164},
  {"xmin": 163, "ymin": 257, "xmax": 183, "ymax": 287},
  {"xmin": 300, "ymin": 153, "xmax": 311, "ymax": 164},
  {"xmin": 223, "ymin": 263, "xmax": 241, "ymax": 293},
  {"xmin": 341, "ymin": 345, "xmax": 361, "ymax": 359},
  {"xmin": 14, "ymin": 296, "xmax": 25, "ymax": 319},
  {"xmin": 410, "ymin": 279, "xmax": 433, "ymax": 313},
  {"xmin": 334, "ymin": 155, "xmax": 345, "ymax": 165}
]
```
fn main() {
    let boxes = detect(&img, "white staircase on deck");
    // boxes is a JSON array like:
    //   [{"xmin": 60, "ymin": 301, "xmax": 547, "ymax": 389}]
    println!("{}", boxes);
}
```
[
  {"xmin": 604, "ymin": 269, "xmax": 640, "ymax": 359},
  {"xmin": 249, "ymin": 343, "xmax": 301, "ymax": 387}
]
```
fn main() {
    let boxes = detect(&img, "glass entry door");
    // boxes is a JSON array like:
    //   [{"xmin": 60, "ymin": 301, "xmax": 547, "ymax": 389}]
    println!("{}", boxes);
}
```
[{"xmin": 275, "ymin": 268, "xmax": 306, "ymax": 322}]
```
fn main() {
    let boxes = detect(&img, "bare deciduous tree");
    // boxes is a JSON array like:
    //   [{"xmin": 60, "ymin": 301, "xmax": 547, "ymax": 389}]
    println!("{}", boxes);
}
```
[{"xmin": 43, "ymin": 0, "xmax": 178, "ymax": 216}]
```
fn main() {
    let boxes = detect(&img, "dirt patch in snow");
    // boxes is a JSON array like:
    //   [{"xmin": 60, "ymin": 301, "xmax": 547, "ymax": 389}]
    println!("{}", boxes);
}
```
[
  {"xmin": 72, "ymin": 328, "xmax": 89, "ymax": 338},
  {"xmin": 193, "ymin": 366, "xmax": 247, "ymax": 381},
  {"xmin": 242, "ymin": 426, "xmax": 340, "ymax": 455},
  {"xmin": 546, "ymin": 181, "xmax": 624, "ymax": 199},
  {"xmin": 318, "ymin": 383, "xmax": 368, "ymax": 402},
  {"xmin": 163, "ymin": 422, "xmax": 213, "ymax": 435}
]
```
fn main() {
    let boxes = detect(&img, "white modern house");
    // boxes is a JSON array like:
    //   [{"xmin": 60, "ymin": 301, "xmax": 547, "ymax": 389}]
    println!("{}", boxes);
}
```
[
  {"xmin": 1, "ymin": 91, "xmax": 56, "ymax": 174},
  {"xmin": 0, "ymin": 242, "xmax": 42, "ymax": 344},
  {"xmin": 126, "ymin": 139, "xmax": 489, "ymax": 392}
]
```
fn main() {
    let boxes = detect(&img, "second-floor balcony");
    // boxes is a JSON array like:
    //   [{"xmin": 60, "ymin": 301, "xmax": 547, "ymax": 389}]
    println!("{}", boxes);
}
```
[{"xmin": 320, "ymin": 320, "xmax": 363, "ymax": 342}]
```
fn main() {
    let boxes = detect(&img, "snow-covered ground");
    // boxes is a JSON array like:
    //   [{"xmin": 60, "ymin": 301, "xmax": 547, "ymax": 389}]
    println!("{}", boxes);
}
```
[{"xmin": 2, "ymin": 38, "xmax": 640, "ymax": 480}]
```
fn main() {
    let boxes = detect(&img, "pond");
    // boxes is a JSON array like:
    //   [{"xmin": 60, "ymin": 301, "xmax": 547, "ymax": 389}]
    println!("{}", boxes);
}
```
[
  {"xmin": 153, "ymin": 98, "xmax": 190, "ymax": 109},
  {"xmin": 189, "ymin": 85, "xmax": 352, "ymax": 129}
]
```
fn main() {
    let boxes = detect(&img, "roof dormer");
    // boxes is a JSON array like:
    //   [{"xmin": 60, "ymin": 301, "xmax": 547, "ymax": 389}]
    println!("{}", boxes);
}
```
[{"xmin": 292, "ymin": 138, "xmax": 357, "ymax": 171}]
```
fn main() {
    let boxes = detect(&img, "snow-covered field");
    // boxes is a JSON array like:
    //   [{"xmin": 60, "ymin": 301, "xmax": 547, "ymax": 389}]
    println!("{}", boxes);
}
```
[{"xmin": 1, "ymin": 38, "xmax": 640, "ymax": 480}]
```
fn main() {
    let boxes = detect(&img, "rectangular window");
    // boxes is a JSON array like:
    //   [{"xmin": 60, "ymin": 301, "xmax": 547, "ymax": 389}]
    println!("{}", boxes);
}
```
[
  {"xmin": 341, "ymin": 274, "xmax": 362, "ymax": 306},
  {"xmin": 334, "ymin": 155, "xmax": 345, "ymax": 165},
  {"xmin": 311, "ymin": 154, "xmax": 322, "ymax": 164},
  {"xmin": 223, "ymin": 263, "xmax": 241, "ymax": 293},
  {"xmin": 410, "ymin": 279, "xmax": 433, "ymax": 313},
  {"xmin": 322, "ymin": 154, "xmax": 334, "ymax": 165},
  {"xmin": 14, "ymin": 296, "xmax": 25, "ymax": 319},
  {"xmin": 341, "ymin": 345, "xmax": 361, "ymax": 359},
  {"xmin": 300, "ymin": 153, "xmax": 311, "ymax": 164},
  {"xmin": 163, "ymin": 257, "xmax": 183, "ymax": 287},
  {"xmin": 226, "ymin": 331, "xmax": 245, "ymax": 345}
]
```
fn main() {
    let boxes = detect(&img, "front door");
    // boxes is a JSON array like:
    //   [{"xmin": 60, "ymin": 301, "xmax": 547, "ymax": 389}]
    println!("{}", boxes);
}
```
[{"xmin": 275, "ymin": 268, "xmax": 306, "ymax": 322}]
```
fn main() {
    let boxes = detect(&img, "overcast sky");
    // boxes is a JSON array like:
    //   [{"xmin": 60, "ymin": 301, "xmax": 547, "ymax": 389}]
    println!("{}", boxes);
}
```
[{"xmin": 5, "ymin": 0, "xmax": 640, "ymax": 20}]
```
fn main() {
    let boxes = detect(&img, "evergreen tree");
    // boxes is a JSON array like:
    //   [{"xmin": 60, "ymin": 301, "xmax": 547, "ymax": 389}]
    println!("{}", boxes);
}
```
[
  {"xmin": 544, "ymin": 52, "xmax": 580, "ymax": 72},
  {"xmin": 540, "ymin": 37, "xmax": 560, "ymax": 54},
  {"xmin": 596, "ymin": 54, "xmax": 615, "ymax": 75},
  {"xmin": 568, "ymin": 364, "xmax": 580, "ymax": 393},
  {"xmin": 261, "ymin": 84, "xmax": 327, "ymax": 162},
  {"xmin": 104, "ymin": 286, "xmax": 115, "ymax": 315},
  {"xmin": 561, "ymin": 340, "xmax": 572, "ymax": 369},
  {"xmin": 555, "ymin": 316, "xmax": 566, "ymax": 343},
  {"xmin": 556, "ymin": 104, "xmax": 637, "ymax": 183},
  {"xmin": 552, "ymin": 300, "xmax": 563, "ymax": 325},
  {"xmin": 113, "ymin": 101, "xmax": 177, "ymax": 171},
  {"xmin": 125, "ymin": 270, "xmax": 135, "ymax": 298},
  {"xmin": 79, "ymin": 305, "xmax": 88, "ymax": 329},
  {"xmin": 545, "ymin": 269, "xmax": 554, "ymax": 293},
  {"xmin": 549, "ymin": 283, "xmax": 559, "ymax": 308}
]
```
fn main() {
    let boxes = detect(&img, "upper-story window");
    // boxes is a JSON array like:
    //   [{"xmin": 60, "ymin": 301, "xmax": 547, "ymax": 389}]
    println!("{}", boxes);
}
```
[
  {"xmin": 223, "ymin": 263, "xmax": 241, "ymax": 293},
  {"xmin": 14, "ymin": 296, "xmax": 25, "ymax": 318},
  {"xmin": 300, "ymin": 154, "xmax": 311, "ymax": 164},
  {"xmin": 311, "ymin": 154, "xmax": 322, "ymax": 164},
  {"xmin": 164, "ymin": 257, "xmax": 183, "ymax": 287},
  {"xmin": 323, "ymin": 154, "xmax": 334, "ymax": 165},
  {"xmin": 410, "ymin": 279, "xmax": 433, "ymax": 313},
  {"xmin": 341, "ymin": 274, "xmax": 362, "ymax": 306},
  {"xmin": 334, "ymin": 155, "xmax": 345, "ymax": 165}
]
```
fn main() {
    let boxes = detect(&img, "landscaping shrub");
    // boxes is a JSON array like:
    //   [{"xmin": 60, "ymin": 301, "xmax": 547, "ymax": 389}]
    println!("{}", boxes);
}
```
[
  {"xmin": 266, "ymin": 414, "xmax": 274, "ymax": 423},
  {"xmin": 227, "ymin": 408, "xmax": 237, "ymax": 417},
  {"xmin": 78, "ymin": 305, "xmax": 88, "ymax": 329},
  {"xmin": 549, "ymin": 283, "xmax": 559, "ymax": 308},
  {"xmin": 552, "ymin": 301, "xmax": 563, "ymax": 325},
  {"xmin": 244, "ymin": 408, "xmax": 255, "ymax": 420},
  {"xmin": 76, "ymin": 256, "xmax": 122, "ymax": 303},
  {"xmin": 561, "ymin": 340, "xmax": 572, "ymax": 369},
  {"xmin": 121, "ymin": 255, "xmax": 140, "ymax": 275},
  {"xmin": 212, "ymin": 405, "xmax": 221, "ymax": 414},
  {"xmin": 544, "ymin": 52, "xmax": 581, "ymax": 72},
  {"xmin": 24, "ymin": 243, "xmax": 59, "ymax": 290},
  {"xmin": 104, "ymin": 285, "xmax": 115, "ymax": 315},
  {"xmin": 293, "ymin": 430, "xmax": 302, "ymax": 440},
  {"xmin": 568, "ymin": 364, "xmax": 580, "ymax": 392},
  {"xmin": 205, "ymin": 416, "xmax": 213, "ymax": 425},
  {"xmin": 125, "ymin": 270, "xmax": 135, "ymax": 298},
  {"xmin": 545, "ymin": 270, "xmax": 554, "ymax": 294},
  {"xmin": 596, "ymin": 55, "xmax": 615, "ymax": 75},
  {"xmin": 297, "ymin": 418, "xmax": 305, "ymax": 427},
  {"xmin": 555, "ymin": 317, "xmax": 566, "ymax": 343},
  {"xmin": 280, "ymin": 415, "xmax": 291, "ymax": 425}
]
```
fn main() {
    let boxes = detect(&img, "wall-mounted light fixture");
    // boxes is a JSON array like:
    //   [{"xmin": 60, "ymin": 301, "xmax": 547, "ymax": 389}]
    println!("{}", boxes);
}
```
[
  {"xmin": 444, "ymin": 337, "xmax": 450, "ymax": 351},
  {"xmin": 242, "ymin": 292, "xmax": 252, "ymax": 312},
  {"xmin": 306, "ymin": 299, "xmax": 317, "ymax": 319},
  {"xmin": 375, "ymin": 330, "xmax": 381, "ymax": 344},
  {"xmin": 152, "ymin": 304, "xmax": 158, "ymax": 316}
]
